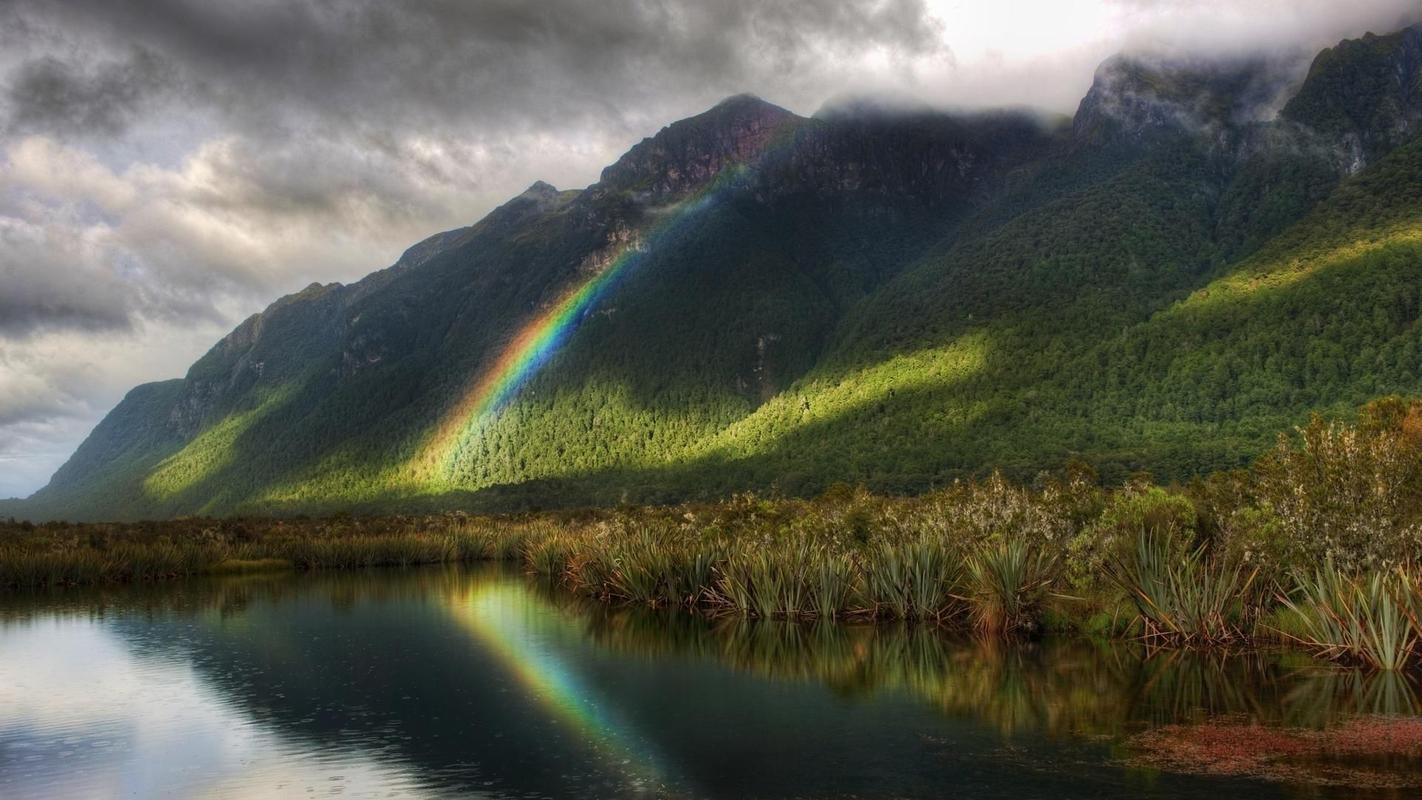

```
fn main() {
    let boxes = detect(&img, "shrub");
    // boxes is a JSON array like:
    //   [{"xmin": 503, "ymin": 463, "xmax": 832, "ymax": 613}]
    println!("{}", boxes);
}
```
[
  {"xmin": 1068, "ymin": 484, "xmax": 1197, "ymax": 590},
  {"xmin": 1253, "ymin": 403, "xmax": 1422, "ymax": 570}
]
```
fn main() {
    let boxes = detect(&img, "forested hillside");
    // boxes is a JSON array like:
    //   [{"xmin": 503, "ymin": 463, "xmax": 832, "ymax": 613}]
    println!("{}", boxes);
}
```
[{"xmin": 11, "ymin": 25, "xmax": 1422, "ymax": 521}]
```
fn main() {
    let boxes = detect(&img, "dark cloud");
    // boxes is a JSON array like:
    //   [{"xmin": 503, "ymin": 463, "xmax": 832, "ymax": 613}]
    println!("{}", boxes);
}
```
[
  {"xmin": 0, "ymin": 278, "xmax": 133, "ymax": 337},
  {"xmin": 5, "ymin": 49, "xmax": 176, "ymax": 138},
  {"xmin": 0, "ymin": 0, "xmax": 949, "ymax": 334},
  {"xmin": 0, "ymin": 0, "xmax": 948, "ymax": 497},
  {"xmin": 3, "ymin": 0, "xmax": 944, "ymax": 142},
  {"xmin": 0, "ymin": 208, "xmax": 227, "ymax": 339},
  {"xmin": 0, "ymin": 210, "xmax": 134, "ymax": 337},
  {"xmin": 1108, "ymin": 0, "xmax": 1422, "ymax": 57}
]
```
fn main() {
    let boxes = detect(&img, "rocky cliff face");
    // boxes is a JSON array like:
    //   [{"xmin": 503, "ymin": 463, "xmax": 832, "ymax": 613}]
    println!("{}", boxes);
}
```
[
  {"xmin": 595, "ymin": 94, "xmax": 803, "ymax": 197},
  {"xmin": 591, "ymin": 94, "xmax": 1056, "ymax": 207},
  {"xmin": 769, "ymin": 108, "xmax": 1056, "ymax": 204},
  {"xmin": 1072, "ymin": 53, "xmax": 1308, "ymax": 146},
  {"xmin": 168, "ymin": 281, "xmax": 350, "ymax": 437},
  {"xmin": 1284, "ymin": 24, "xmax": 1422, "ymax": 171}
]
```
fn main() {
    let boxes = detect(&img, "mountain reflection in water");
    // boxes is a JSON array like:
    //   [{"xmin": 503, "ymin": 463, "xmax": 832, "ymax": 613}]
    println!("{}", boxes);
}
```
[{"xmin": 1, "ymin": 564, "xmax": 1417, "ymax": 799}]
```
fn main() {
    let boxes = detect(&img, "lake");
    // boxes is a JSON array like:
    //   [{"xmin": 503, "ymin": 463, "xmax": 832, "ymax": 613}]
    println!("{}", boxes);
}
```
[{"xmin": 2, "ymin": 563, "xmax": 1418, "ymax": 799}]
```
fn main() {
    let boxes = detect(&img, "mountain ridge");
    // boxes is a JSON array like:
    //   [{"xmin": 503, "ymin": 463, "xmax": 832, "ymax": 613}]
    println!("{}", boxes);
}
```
[{"xmin": 11, "ymin": 24, "xmax": 1422, "ymax": 521}]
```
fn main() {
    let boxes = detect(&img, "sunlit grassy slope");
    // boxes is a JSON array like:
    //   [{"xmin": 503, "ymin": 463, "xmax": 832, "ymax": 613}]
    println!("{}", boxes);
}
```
[{"xmin": 19, "ymin": 26, "xmax": 1422, "ymax": 519}]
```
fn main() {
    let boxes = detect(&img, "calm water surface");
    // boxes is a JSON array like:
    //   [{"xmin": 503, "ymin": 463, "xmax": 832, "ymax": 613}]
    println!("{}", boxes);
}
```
[{"xmin": 1, "ymin": 564, "xmax": 1419, "ymax": 799}]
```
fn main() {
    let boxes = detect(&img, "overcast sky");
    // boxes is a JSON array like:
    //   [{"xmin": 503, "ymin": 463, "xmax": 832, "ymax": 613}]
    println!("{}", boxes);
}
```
[{"xmin": 2, "ymin": 0, "xmax": 1419, "ymax": 498}]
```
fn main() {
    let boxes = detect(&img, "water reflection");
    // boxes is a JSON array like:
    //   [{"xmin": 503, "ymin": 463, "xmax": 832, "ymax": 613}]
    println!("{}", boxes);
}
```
[
  {"xmin": 0, "ymin": 601, "xmax": 435, "ymax": 798},
  {"xmin": 558, "ymin": 589, "xmax": 1421, "ymax": 735},
  {"xmin": 444, "ymin": 582, "xmax": 669, "ymax": 790},
  {"xmin": 1, "ymin": 565, "xmax": 1418, "ymax": 799}
]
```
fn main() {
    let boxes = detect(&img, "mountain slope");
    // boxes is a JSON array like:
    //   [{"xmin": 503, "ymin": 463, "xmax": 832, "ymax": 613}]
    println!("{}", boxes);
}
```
[{"xmin": 15, "ymin": 26, "xmax": 1422, "ymax": 520}]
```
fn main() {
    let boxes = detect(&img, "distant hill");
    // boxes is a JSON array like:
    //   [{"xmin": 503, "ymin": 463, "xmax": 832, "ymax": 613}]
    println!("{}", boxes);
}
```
[{"xmin": 15, "ymin": 25, "xmax": 1422, "ymax": 520}]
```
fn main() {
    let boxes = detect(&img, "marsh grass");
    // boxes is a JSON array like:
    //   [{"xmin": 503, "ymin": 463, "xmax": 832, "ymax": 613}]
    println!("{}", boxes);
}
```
[
  {"xmin": 522, "ymin": 535, "xmax": 572, "ymax": 576},
  {"xmin": 0, "ymin": 516, "xmax": 514, "ymax": 588},
  {"xmin": 208, "ymin": 557, "xmax": 293, "ymax": 574},
  {"xmin": 807, "ymin": 547, "xmax": 858, "ymax": 619},
  {"xmin": 609, "ymin": 525, "xmax": 716, "ymax": 606},
  {"xmin": 4, "ymin": 504, "xmax": 1420, "ymax": 669},
  {"xmin": 5, "ymin": 504, "xmax": 1422, "ymax": 673},
  {"xmin": 717, "ymin": 546, "xmax": 814, "ymax": 617}
]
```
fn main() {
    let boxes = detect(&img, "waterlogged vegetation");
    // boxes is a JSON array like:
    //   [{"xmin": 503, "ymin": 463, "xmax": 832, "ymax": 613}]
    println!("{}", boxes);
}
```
[
  {"xmin": 8, "ymin": 397, "xmax": 1422, "ymax": 675},
  {"xmin": 0, "ymin": 514, "xmax": 499, "ymax": 587}
]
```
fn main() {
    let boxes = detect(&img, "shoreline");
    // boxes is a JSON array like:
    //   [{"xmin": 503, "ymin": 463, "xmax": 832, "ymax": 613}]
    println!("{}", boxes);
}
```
[
  {"xmin": 8, "ymin": 400, "xmax": 1422, "ymax": 670},
  {"xmin": 3, "ymin": 503, "xmax": 1421, "ymax": 675}
]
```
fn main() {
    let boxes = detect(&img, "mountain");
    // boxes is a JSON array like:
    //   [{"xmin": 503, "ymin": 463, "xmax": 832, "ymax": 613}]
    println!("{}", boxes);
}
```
[{"xmin": 12, "ymin": 25, "xmax": 1422, "ymax": 521}]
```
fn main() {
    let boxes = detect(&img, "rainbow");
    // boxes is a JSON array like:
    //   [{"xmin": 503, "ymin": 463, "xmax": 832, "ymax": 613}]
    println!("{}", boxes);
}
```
[
  {"xmin": 417, "ymin": 118, "xmax": 800, "ymax": 480},
  {"xmin": 445, "ymin": 583, "xmax": 665, "ymax": 789}
]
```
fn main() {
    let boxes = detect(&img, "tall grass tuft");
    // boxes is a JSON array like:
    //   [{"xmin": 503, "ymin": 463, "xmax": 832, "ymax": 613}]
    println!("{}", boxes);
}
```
[
  {"xmin": 717, "ymin": 543, "xmax": 815, "ymax": 617},
  {"xmin": 863, "ymin": 540, "xmax": 960, "ymax": 621},
  {"xmin": 1276, "ymin": 560, "xmax": 1419, "ymax": 670},
  {"xmin": 522, "ymin": 533, "xmax": 574, "ymax": 577},
  {"xmin": 1108, "ymin": 534, "xmax": 1257, "ymax": 645},
  {"xmin": 808, "ymin": 547, "xmax": 858, "ymax": 619},
  {"xmin": 965, "ymin": 537, "xmax": 1058, "ymax": 636}
]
